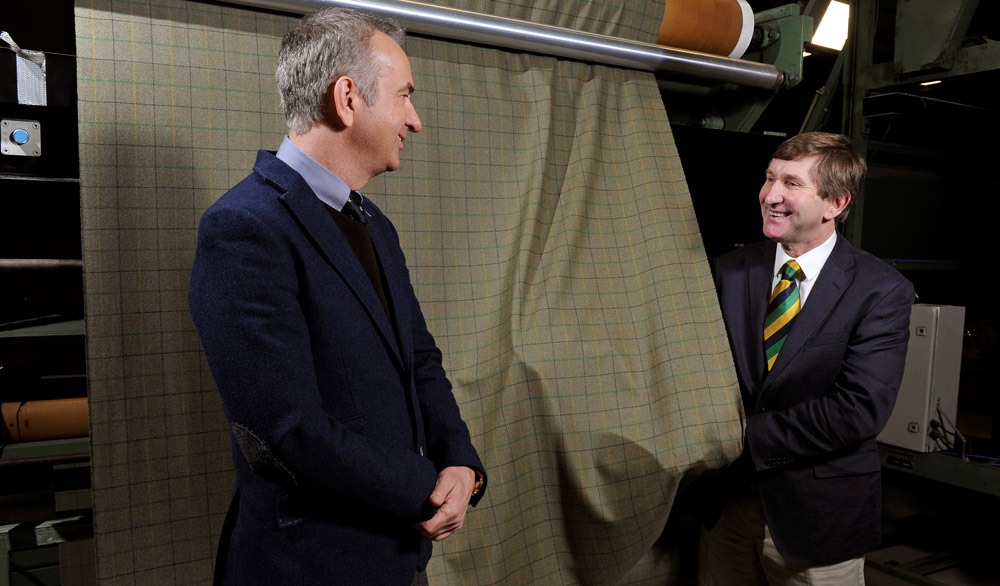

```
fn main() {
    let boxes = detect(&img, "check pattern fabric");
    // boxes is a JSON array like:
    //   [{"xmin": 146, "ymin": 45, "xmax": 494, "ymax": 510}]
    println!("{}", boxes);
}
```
[
  {"xmin": 764, "ymin": 260, "xmax": 803, "ymax": 370},
  {"xmin": 75, "ymin": 0, "xmax": 745, "ymax": 584}
]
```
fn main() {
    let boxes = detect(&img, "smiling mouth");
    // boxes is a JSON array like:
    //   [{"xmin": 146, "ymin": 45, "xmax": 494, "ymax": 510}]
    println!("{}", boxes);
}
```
[{"xmin": 768, "ymin": 210, "xmax": 791, "ymax": 217}]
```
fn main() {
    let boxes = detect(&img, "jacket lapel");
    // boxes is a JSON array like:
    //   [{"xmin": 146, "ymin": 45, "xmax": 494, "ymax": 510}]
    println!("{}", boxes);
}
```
[
  {"xmin": 762, "ymin": 236, "xmax": 854, "ymax": 386},
  {"xmin": 367, "ymin": 217, "xmax": 412, "ymax": 371},
  {"xmin": 254, "ymin": 154, "xmax": 403, "ymax": 368}
]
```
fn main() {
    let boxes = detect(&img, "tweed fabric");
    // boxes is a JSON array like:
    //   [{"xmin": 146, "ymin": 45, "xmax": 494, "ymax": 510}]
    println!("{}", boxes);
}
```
[{"xmin": 75, "ymin": 1, "xmax": 744, "ymax": 584}]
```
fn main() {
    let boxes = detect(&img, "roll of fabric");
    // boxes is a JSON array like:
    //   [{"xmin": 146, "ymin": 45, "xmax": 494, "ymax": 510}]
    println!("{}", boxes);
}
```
[
  {"xmin": 657, "ymin": 0, "xmax": 754, "ymax": 58},
  {"xmin": 1, "ymin": 397, "xmax": 89, "ymax": 442}
]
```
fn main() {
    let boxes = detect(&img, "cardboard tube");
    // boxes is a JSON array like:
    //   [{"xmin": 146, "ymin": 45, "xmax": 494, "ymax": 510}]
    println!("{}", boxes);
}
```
[
  {"xmin": 2, "ymin": 398, "xmax": 89, "ymax": 442},
  {"xmin": 658, "ymin": 0, "xmax": 754, "ymax": 58}
]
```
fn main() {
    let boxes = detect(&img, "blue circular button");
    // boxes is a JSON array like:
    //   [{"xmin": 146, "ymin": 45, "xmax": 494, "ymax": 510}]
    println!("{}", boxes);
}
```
[{"xmin": 11, "ymin": 128, "xmax": 30, "ymax": 145}]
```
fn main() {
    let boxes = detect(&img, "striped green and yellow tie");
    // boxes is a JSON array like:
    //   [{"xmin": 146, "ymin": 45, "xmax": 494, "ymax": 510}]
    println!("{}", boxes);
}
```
[{"xmin": 764, "ymin": 260, "xmax": 802, "ymax": 371}]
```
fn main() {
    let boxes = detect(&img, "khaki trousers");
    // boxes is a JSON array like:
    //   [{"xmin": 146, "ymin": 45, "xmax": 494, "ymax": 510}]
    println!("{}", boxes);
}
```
[{"xmin": 698, "ymin": 494, "xmax": 866, "ymax": 585}]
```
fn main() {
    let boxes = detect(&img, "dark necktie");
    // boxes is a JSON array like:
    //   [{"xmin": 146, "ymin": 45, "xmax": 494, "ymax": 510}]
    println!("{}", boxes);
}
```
[
  {"xmin": 342, "ymin": 191, "xmax": 368, "ymax": 224},
  {"xmin": 763, "ymin": 260, "xmax": 802, "ymax": 371}
]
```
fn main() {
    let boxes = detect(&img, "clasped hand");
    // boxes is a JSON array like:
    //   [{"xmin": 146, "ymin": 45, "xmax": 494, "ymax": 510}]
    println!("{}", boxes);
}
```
[{"xmin": 415, "ymin": 466, "xmax": 475, "ymax": 541}]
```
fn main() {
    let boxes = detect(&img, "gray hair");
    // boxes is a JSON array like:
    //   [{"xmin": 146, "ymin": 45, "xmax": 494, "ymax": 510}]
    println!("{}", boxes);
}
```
[{"xmin": 276, "ymin": 7, "xmax": 406, "ymax": 134}]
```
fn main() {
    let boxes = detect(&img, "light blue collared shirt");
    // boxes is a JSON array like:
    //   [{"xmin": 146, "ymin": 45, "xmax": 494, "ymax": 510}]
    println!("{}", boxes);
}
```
[
  {"xmin": 275, "ymin": 136, "xmax": 355, "ymax": 212},
  {"xmin": 773, "ymin": 230, "xmax": 837, "ymax": 307}
]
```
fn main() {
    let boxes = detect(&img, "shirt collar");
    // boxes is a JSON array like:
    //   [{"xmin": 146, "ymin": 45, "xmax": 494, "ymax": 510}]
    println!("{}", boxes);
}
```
[
  {"xmin": 774, "ymin": 230, "xmax": 837, "ymax": 283},
  {"xmin": 275, "ymin": 136, "xmax": 351, "ymax": 210}
]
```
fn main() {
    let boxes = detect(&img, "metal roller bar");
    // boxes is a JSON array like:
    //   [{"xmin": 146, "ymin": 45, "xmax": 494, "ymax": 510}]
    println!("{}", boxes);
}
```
[
  {"xmin": 225, "ymin": 0, "xmax": 787, "ymax": 90},
  {"xmin": 0, "ymin": 259, "xmax": 83, "ymax": 271}
]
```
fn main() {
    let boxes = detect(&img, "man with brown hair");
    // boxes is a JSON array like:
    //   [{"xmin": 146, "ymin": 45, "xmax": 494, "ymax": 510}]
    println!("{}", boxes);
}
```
[{"xmin": 699, "ymin": 132, "xmax": 914, "ymax": 585}]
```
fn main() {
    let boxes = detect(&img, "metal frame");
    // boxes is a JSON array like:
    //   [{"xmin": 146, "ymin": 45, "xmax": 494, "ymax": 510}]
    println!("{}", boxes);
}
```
[{"xmin": 222, "ymin": 0, "xmax": 787, "ymax": 90}]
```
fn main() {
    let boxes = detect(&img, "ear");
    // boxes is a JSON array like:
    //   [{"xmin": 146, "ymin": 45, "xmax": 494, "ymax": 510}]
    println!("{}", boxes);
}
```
[
  {"xmin": 825, "ymin": 192, "xmax": 851, "ymax": 222},
  {"xmin": 328, "ymin": 76, "xmax": 357, "ymax": 128}
]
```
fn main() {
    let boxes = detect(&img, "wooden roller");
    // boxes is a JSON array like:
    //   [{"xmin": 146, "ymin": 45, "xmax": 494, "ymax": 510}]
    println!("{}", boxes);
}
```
[
  {"xmin": 657, "ymin": 0, "xmax": 754, "ymax": 58},
  {"xmin": 2, "ymin": 397, "xmax": 89, "ymax": 443}
]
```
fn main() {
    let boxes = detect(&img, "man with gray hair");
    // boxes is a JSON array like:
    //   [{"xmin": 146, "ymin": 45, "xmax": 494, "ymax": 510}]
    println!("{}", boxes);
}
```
[{"xmin": 189, "ymin": 7, "xmax": 486, "ymax": 585}]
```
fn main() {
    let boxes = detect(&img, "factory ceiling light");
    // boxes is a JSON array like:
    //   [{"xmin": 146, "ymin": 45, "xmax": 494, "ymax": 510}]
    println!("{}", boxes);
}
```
[{"xmin": 811, "ymin": 0, "xmax": 850, "ymax": 50}]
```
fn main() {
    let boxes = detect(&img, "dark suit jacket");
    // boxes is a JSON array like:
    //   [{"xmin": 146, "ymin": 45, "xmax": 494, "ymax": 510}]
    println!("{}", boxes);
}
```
[
  {"xmin": 189, "ymin": 150, "xmax": 486, "ymax": 585},
  {"xmin": 708, "ymin": 235, "xmax": 913, "ymax": 566}
]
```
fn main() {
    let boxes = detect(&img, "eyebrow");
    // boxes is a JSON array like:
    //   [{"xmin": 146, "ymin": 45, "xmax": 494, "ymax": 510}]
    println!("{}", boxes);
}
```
[{"xmin": 767, "ymin": 168, "xmax": 805, "ymax": 181}]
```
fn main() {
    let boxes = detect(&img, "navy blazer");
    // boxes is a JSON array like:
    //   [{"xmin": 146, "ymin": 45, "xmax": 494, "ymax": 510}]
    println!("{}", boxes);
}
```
[
  {"xmin": 189, "ymin": 150, "xmax": 485, "ymax": 585},
  {"xmin": 709, "ymin": 235, "xmax": 914, "ymax": 565}
]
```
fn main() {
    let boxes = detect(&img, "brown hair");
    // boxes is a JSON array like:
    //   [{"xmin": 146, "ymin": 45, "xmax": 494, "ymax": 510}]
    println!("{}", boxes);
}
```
[{"xmin": 772, "ymin": 132, "xmax": 867, "ymax": 222}]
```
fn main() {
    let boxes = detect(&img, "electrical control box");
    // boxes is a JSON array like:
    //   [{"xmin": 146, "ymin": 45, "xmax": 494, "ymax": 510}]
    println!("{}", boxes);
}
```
[{"xmin": 878, "ymin": 304, "xmax": 965, "ymax": 453}]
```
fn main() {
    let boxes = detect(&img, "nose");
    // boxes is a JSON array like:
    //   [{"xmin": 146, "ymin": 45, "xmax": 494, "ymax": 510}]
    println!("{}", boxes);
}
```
[
  {"xmin": 407, "ymin": 101, "xmax": 422, "ymax": 133},
  {"xmin": 761, "ymin": 182, "xmax": 783, "ymax": 204}
]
